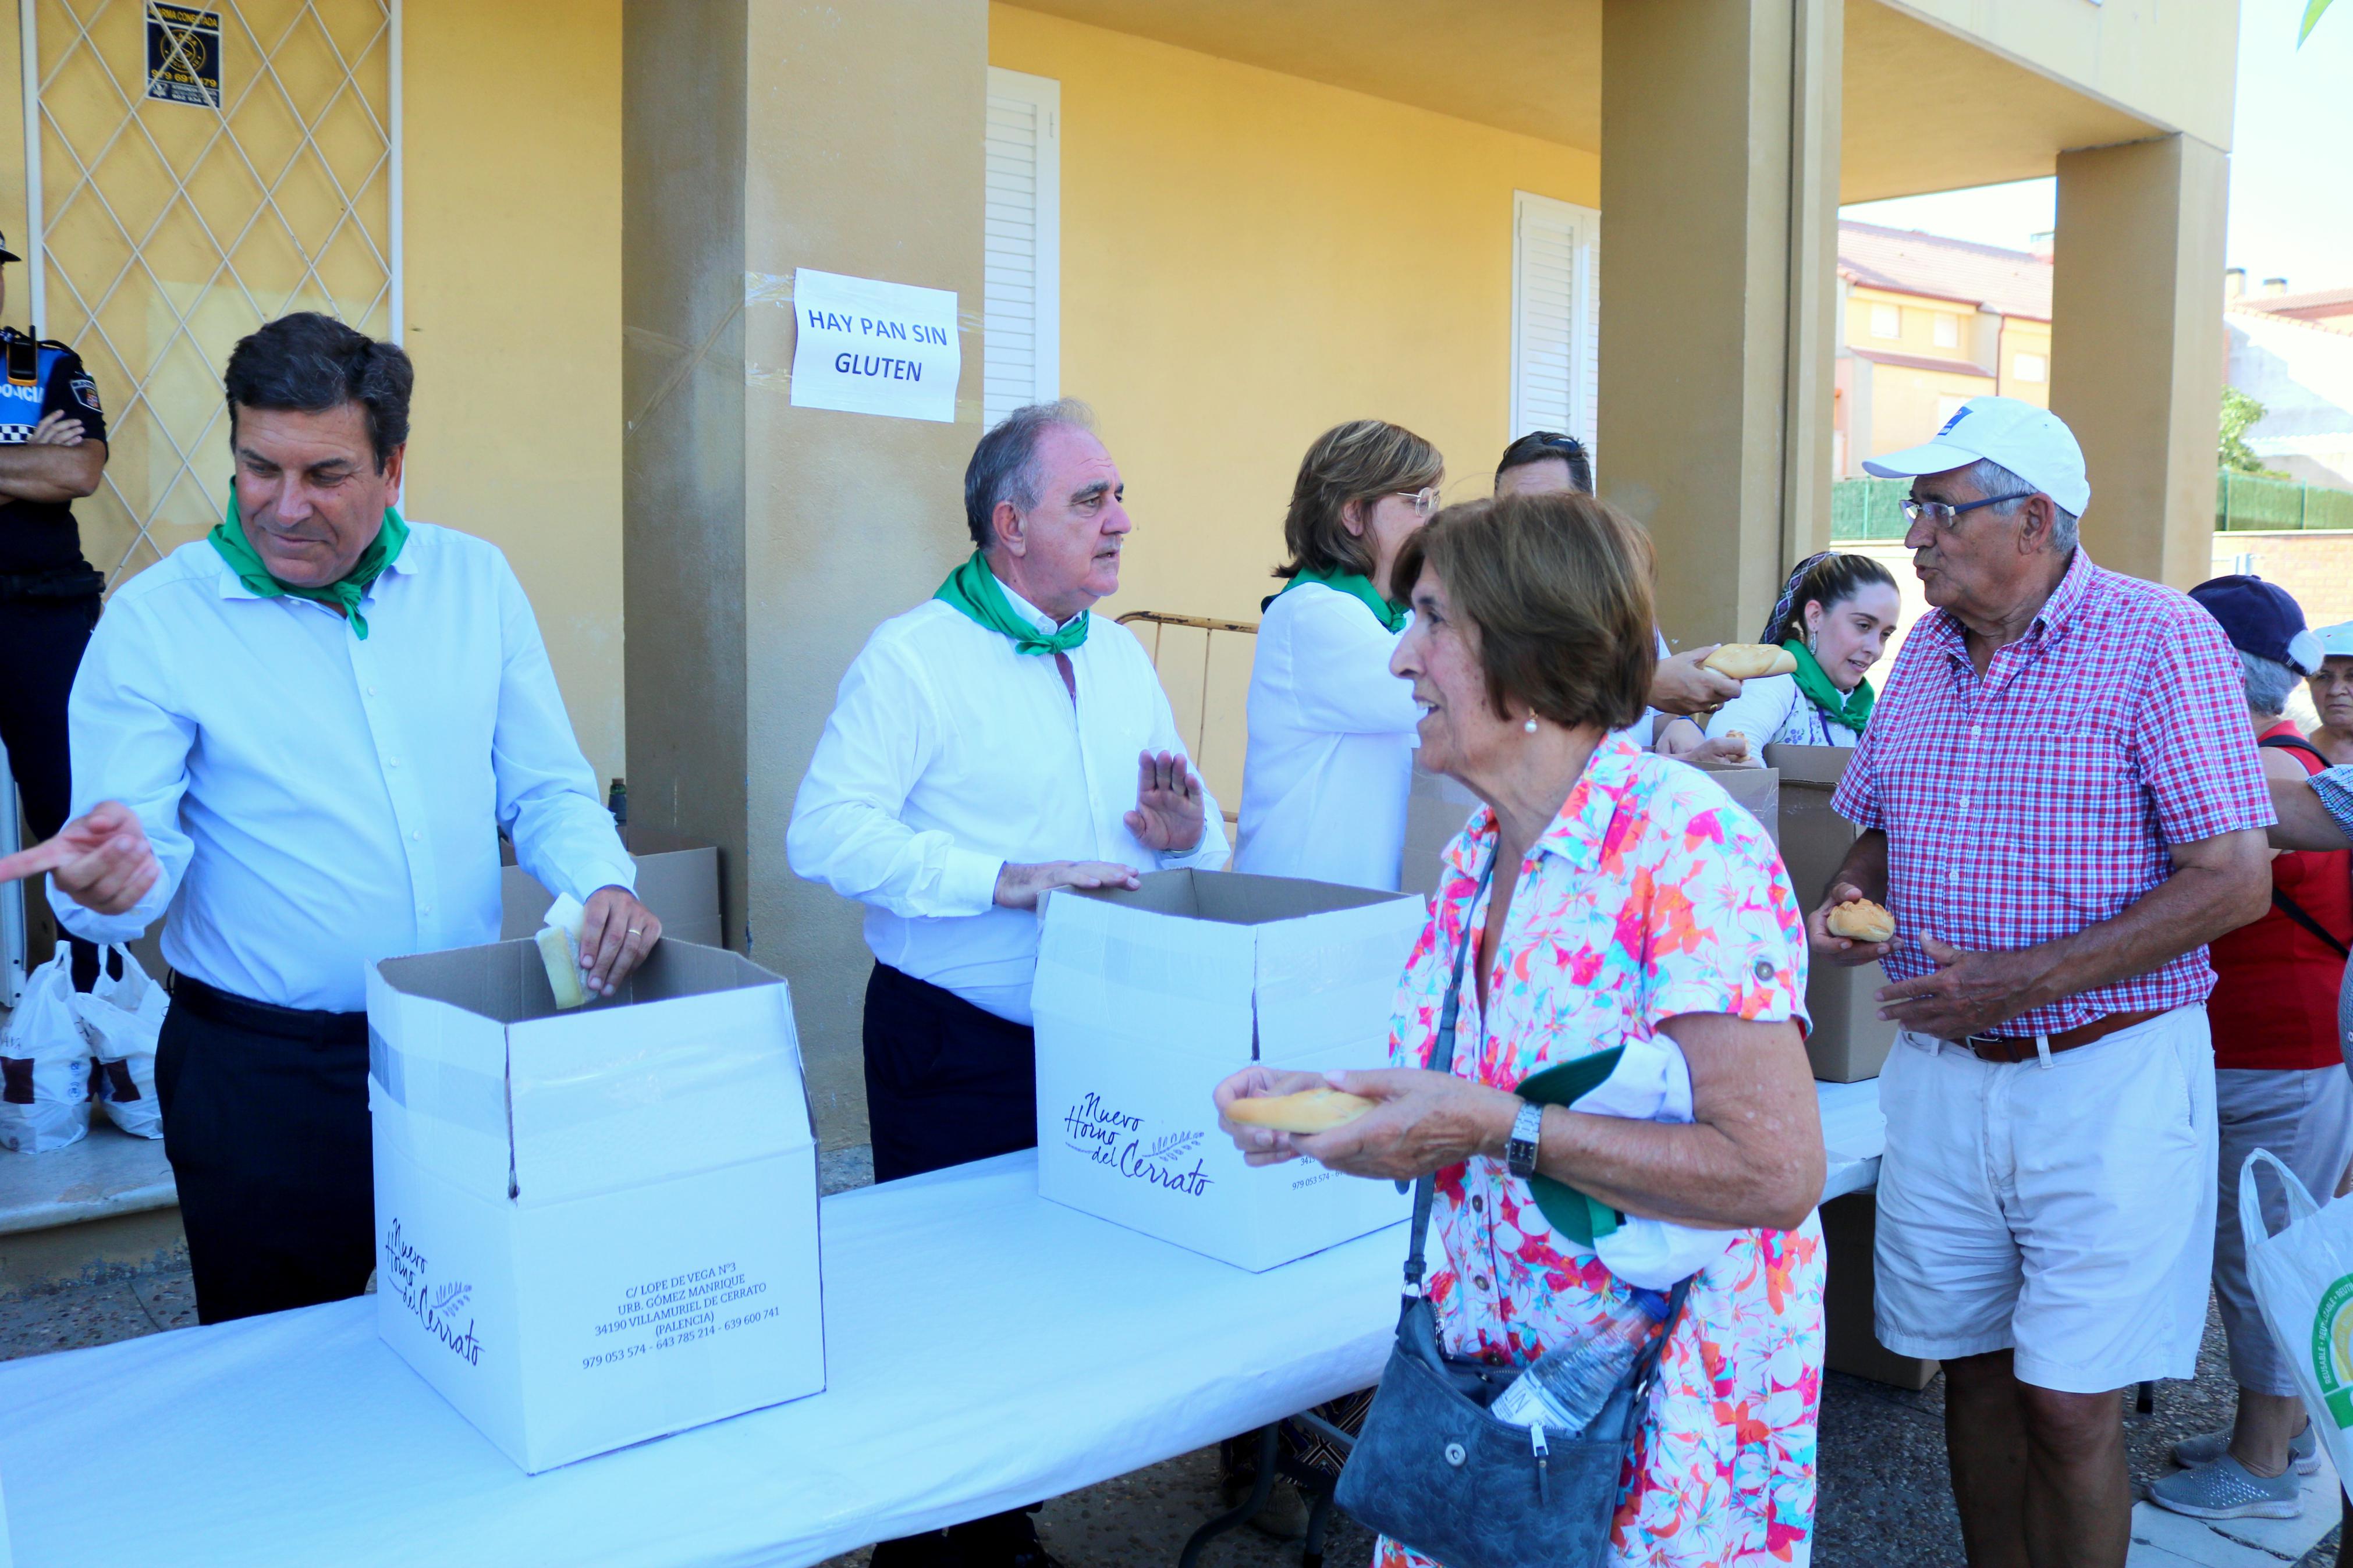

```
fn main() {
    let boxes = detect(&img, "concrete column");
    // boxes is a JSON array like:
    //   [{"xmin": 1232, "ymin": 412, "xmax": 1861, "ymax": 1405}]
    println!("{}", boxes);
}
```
[
  {"xmin": 624, "ymin": 1, "xmax": 987, "ymax": 1145},
  {"xmin": 1598, "ymin": 0, "xmax": 1842, "ymax": 646},
  {"xmin": 2049, "ymin": 134, "xmax": 2229, "ymax": 588}
]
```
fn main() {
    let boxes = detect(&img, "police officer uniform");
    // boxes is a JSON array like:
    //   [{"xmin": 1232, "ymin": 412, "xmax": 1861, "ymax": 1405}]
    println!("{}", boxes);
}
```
[{"xmin": 0, "ymin": 227, "xmax": 107, "ymax": 983}]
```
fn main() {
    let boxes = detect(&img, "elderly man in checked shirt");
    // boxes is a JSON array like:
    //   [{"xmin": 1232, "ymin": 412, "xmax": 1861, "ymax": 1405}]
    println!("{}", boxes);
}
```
[{"xmin": 1811, "ymin": 397, "xmax": 2273, "ymax": 1568}]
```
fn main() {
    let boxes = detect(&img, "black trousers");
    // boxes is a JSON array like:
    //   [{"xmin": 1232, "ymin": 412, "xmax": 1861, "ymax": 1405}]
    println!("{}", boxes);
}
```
[
  {"xmin": 157, "ymin": 978, "xmax": 376, "ymax": 1324},
  {"xmin": 0, "ymin": 592, "xmax": 99, "ymax": 987},
  {"xmin": 863, "ymin": 963, "xmax": 1047, "ymax": 1567},
  {"xmin": 863, "ymin": 962, "xmax": 1039, "ymax": 1183}
]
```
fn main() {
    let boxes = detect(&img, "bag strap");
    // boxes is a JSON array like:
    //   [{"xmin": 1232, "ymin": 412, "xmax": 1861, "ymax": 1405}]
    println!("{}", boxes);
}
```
[
  {"xmin": 1404, "ymin": 858, "xmax": 1494, "ymax": 1293},
  {"xmin": 2272, "ymin": 886, "xmax": 2352, "ymax": 959},
  {"xmin": 2261, "ymin": 734, "xmax": 2332, "ymax": 767}
]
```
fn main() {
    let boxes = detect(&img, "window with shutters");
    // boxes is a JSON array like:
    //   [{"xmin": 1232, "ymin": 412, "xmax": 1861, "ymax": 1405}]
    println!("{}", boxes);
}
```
[
  {"xmin": 984, "ymin": 68, "xmax": 1060, "ymax": 429},
  {"xmin": 1510, "ymin": 191, "xmax": 1600, "ymax": 457}
]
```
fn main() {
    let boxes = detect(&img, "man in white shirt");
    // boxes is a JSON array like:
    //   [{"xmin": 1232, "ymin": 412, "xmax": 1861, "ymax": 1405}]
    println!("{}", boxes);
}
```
[
  {"xmin": 34, "ymin": 312, "xmax": 658, "ymax": 1324},
  {"xmin": 792, "ymin": 399, "xmax": 1223, "ymax": 1567},
  {"xmin": 792, "ymin": 399, "xmax": 1227, "ymax": 1184}
]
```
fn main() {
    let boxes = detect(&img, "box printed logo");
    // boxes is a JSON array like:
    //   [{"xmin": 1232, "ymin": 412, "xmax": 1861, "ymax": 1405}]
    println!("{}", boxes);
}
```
[
  {"xmin": 1061, "ymin": 1091, "xmax": 1212, "ymax": 1197},
  {"xmin": 2312, "ymin": 1272, "xmax": 2353, "ymax": 1427},
  {"xmin": 382, "ymin": 1218, "xmax": 484, "ymax": 1368}
]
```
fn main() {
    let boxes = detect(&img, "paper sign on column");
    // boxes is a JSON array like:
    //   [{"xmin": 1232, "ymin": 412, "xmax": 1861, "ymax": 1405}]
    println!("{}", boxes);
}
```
[{"xmin": 788, "ymin": 268, "xmax": 960, "ymax": 423}]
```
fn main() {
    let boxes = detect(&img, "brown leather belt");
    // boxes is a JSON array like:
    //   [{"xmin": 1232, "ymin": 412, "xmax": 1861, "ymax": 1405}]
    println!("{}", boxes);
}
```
[{"xmin": 1951, "ymin": 1008, "xmax": 2166, "ymax": 1064}]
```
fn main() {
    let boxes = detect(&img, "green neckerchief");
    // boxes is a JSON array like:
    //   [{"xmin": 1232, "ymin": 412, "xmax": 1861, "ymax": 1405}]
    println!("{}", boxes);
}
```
[
  {"xmin": 933, "ymin": 551, "xmax": 1088, "ymax": 656},
  {"xmin": 1268, "ymin": 564, "xmax": 1407, "ymax": 633},
  {"xmin": 1783, "ymin": 637, "xmax": 1874, "ymax": 733},
  {"xmin": 208, "ymin": 488, "xmax": 409, "ymax": 640}
]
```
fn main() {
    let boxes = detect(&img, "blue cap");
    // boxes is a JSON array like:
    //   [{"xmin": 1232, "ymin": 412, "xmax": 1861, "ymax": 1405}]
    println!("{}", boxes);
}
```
[
  {"xmin": 2189, "ymin": 575, "xmax": 2324, "ymax": 676},
  {"xmin": 2315, "ymin": 620, "xmax": 2353, "ymax": 659}
]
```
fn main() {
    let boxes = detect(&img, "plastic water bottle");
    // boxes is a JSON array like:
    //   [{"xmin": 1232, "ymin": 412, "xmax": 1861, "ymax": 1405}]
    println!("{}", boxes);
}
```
[{"xmin": 1488, "ymin": 1287, "xmax": 1671, "ymax": 1435}]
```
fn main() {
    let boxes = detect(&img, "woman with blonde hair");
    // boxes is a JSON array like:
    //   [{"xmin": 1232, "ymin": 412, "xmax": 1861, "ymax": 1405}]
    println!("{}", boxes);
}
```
[
  {"xmin": 1236, "ymin": 419, "xmax": 1443, "ymax": 890},
  {"xmin": 1220, "ymin": 490, "xmax": 1827, "ymax": 1566}
]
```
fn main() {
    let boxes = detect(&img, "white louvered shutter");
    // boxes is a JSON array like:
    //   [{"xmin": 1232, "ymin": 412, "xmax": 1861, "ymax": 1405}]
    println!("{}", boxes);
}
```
[
  {"xmin": 1511, "ymin": 191, "xmax": 1602, "ymax": 455},
  {"xmin": 984, "ymin": 69, "xmax": 1062, "ymax": 429}
]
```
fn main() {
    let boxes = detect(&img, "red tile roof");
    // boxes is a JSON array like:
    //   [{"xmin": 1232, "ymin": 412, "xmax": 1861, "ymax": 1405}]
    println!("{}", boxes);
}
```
[
  {"xmin": 1838, "ymin": 221, "xmax": 2052, "ymax": 322},
  {"xmin": 1848, "ymin": 347, "xmax": 1996, "ymax": 378}
]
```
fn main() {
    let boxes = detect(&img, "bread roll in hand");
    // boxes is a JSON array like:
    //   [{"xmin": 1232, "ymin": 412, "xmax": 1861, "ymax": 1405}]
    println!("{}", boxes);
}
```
[
  {"xmin": 1826, "ymin": 898, "xmax": 1897, "ymax": 944},
  {"xmin": 1223, "ymin": 1087, "xmax": 1376, "ymax": 1134},
  {"xmin": 1701, "ymin": 643, "xmax": 1798, "ymax": 680}
]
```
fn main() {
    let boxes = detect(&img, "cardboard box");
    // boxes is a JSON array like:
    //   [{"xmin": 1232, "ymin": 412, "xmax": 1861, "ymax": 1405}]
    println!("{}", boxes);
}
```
[
  {"xmin": 499, "ymin": 826, "xmax": 722, "ymax": 947},
  {"xmin": 366, "ymin": 938, "xmax": 824, "ymax": 1473},
  {"xmin": 1401, "ymin": 762, "xmax": 1481, "ymax": 899},
  {"xmin": 1819, "ymin": 1192, "xmax": 1937, "ymax": 1390},
  {"xmin": 1765, "ymin": 744, "xmax": 1896, "ymax": 1083},
  {"xmin": 1031, "ymin": 870, "xmax": 1421, "ymax": 1271},
  {"xmin": 1688, "ymin": 760, "xmax": 1780, "ymax": 846}
]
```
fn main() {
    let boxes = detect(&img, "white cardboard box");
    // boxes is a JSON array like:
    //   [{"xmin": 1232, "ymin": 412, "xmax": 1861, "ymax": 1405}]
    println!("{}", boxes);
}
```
[
  {"xmin": 1031, "ymin": 869, "xmax": 1421, "ymax": 1271},
  {"xmin": 366, "ymin": 938, "xmax": 825, "ymax": 1473}
]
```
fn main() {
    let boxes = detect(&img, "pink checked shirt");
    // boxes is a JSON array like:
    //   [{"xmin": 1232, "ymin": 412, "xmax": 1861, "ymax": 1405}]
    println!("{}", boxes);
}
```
[{"xmin": 1830, "ymin": 548, "xmax": 2273, "ymax": 1037}]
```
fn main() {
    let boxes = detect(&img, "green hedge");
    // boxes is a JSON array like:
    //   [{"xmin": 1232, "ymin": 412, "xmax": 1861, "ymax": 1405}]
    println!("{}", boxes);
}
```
[{"xmin": 1827, "ymin": 472, "xmax": 2353, "ymax": 539}]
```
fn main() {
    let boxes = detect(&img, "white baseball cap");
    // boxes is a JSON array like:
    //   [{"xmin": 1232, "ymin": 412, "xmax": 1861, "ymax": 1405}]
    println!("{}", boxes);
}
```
[
  {"xmin": 2316, "ymin": 620, "xmax": 2353, "ymax": 659},
  {"xmin": 1863, "ymin": 395, "xmax": 2092, "ymax": 517}
]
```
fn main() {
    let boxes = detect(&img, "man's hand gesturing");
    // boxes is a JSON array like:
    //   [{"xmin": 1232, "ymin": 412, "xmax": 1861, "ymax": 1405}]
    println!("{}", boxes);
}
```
[
  {"xmin": 1124, "ymin": 749, "xmax": 1205, "ymax": 853},
  {"xmin": 0, "ymin": 801, "xmax": 158, "ymax": 915}
]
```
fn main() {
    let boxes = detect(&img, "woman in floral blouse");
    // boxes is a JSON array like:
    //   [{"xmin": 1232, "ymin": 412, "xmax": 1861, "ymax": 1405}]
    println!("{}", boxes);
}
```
[{"xmin": 1218, "ymin": 490, "xmax": 1828, "ymax": 1567}]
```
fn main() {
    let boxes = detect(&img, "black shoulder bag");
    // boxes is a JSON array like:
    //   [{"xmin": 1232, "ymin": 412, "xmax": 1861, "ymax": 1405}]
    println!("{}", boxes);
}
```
[{"xmin": 1335, "ymin": 862, "xmax": 1693, "ymax": 1568}]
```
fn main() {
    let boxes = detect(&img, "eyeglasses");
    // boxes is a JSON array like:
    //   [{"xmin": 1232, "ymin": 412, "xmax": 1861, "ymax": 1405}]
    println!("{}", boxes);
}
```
[
  {"xmin": 1393, "ymin": 487, "xmax": 1441, "ymax": 517},
  {"xmin": 1901, "ymin": 492, "xmax": 2036, "ymax": 529}
]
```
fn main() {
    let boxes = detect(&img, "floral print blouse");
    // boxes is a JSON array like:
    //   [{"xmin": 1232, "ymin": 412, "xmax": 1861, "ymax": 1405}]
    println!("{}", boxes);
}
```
[{"xmin": 1375, "ymin": 736, "xmax": 1827, "ymax": 1568}]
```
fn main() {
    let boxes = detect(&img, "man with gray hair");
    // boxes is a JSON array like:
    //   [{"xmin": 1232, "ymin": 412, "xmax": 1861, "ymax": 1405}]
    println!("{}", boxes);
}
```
[
  {"xmin": 790, "ymin": 399, "xmax": 1225, "ymax": 1180},
  {"xmin": 1810, "ymin": 396, "xmax": 2273, "ymax": 1566},
  {"xmin": 791, "ymin": 401, "xmax": 1223, "ymax": 1565}
]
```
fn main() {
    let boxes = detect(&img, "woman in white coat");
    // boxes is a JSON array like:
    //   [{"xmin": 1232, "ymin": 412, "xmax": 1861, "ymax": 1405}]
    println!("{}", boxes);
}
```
[
  {"xmin": 1704, "ymin": 552, "xmax": 1900, "ymax": 755},
  {"xmin": 1237, "ymin": 419, "xmax": 1442, "ymax": 890}
]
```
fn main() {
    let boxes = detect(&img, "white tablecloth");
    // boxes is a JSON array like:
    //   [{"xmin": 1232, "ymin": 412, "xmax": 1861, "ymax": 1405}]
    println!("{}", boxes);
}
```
[
  {"xmin": 0, "ymin": 1153, "xmax": 1408, "ymax": 1568},
  {"xmin": 0, "ymin": 1083, "xmax": 1885, "ymax": 1568}
]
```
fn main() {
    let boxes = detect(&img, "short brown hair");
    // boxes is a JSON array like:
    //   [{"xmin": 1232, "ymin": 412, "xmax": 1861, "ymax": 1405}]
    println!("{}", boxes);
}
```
[
  {"xmin": 1391, "ymin": 492, "xmax": 1656, "ymax": 733},
  {"xmin": 1275, "ymin": 419, "xmax": 1444, "ymax": 581}
]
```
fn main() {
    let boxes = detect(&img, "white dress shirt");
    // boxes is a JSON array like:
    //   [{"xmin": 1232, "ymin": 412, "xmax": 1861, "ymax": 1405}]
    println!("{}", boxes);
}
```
[
  {"xmin": 1703, "ymin": 672, "xmax": 1862, "ymax": 751},
  {"xmin": 787, "ymin": 584, "xmax": 1229, "ymax": 1025},
  {"xmin": 1234, "ymin": 581, "xmax": 1419, "ymax": 891},
  {"xmin": 52, "ymin": 523, "xmax": 634, "ymax": 1013}
]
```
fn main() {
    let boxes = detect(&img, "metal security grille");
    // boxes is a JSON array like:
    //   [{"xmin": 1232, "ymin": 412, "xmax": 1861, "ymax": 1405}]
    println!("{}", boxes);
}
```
[{"xmin": 20, "ymin": 0, "xmax": 399, "ymax": 584}]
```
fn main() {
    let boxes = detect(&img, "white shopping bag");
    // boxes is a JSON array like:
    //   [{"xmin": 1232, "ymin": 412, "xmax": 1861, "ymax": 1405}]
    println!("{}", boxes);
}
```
[
  {"xmin": 2241, "ymin": 1149, "xmax": 2353, "ymax": 1481},
  {"xmin": 74, "ymin": 945, "xmax": 166, "ymax": 1139},
  {"xmin": 0, "ymin": 954, "xmax": 91, "ymax": 1153}
]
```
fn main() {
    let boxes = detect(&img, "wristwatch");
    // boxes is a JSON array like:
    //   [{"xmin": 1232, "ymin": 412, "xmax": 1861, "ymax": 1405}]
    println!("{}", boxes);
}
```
[{"xmin": 1505, "ymin": 1098, "xmax": 1545, "ymax": 1179}]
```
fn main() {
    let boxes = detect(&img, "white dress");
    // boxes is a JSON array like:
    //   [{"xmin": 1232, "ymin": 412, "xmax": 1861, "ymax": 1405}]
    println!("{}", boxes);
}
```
[
  {"xmin": 1235, "ymin": 581, "xmax": 1421, "ymax": 891},
  {"xmin": 1702, "ymin": 671, "xmax": 1862, "ymax": 752}
]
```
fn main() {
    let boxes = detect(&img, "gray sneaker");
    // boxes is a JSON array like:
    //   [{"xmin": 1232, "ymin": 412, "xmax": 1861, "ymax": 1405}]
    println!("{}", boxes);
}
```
[
  {"xmin": 2148, "ymin": 1454, "xmax": 2304, "ymax": 1520},
  {"xmin": 2171, "ymin": 1423, "xmax": 2320, "ymax": 1476}
]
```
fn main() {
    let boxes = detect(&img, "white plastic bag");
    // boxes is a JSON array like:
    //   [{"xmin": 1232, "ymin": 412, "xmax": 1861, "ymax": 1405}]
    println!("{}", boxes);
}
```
[
  {"xmin": 2240, "ymin": 1149, "xmax": 2353, "ymax": 1481},
  {"xmin": 0, "ymin": 954, "xmax": 91, "ymax": 1153},
  {"xmin": 74, "ymin": 944, "xmax": 166, "ymax": 1139}
]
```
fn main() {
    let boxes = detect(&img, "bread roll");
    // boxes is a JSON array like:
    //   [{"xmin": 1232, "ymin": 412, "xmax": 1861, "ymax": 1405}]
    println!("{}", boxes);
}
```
[
  {"xmin": 1224, "ymin": 1087, "xmax": 1376, "ymax": 1134},
  {"xmin": 1827, "ymin": 898, "xmax": 1897, "ymax": 944},
  {"xmin": 1701, "ymin": 643, "xmax": 1798, "ymax": 680}
]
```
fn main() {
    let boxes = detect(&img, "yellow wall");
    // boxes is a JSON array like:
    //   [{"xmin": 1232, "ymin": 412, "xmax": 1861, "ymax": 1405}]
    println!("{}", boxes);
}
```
[
  {"xmin": 404, "ymin": 0, "xmax": 626, "ymax": 787},
  {"xmin": 1844, "ymin": 285, "xmax": 1982, "ymax": 363},
  {"xmin": 1864, "ymin": 358, "xmax": 1996, "ymax": 457},
  {"xmin": 989, "ymin": 3, "xmax": 1600, "ymax": 626},
  {"xmin": 1997, "ymin": 318, "xmax": 2052, "ymax": 406}
]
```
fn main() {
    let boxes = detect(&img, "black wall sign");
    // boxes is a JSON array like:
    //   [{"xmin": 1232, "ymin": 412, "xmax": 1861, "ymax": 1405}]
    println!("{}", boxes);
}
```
[{"xmin": 145, "ymin": 3, "xmax": 222, "ymax": 108}]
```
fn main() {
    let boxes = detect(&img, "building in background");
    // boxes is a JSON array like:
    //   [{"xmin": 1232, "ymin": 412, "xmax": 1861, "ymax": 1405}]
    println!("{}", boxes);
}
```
[
  {"xmin": 1834, "ymin": 221, "xmax": 2052, "ymax": 476},
  {"xmin": 2228, "ymin": 275, "xmax": 2353, "ymax": 489}
]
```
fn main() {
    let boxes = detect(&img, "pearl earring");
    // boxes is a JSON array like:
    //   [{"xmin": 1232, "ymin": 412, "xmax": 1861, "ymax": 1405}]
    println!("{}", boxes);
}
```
[{"xmin": 1523, "ymin": 716, "xmax": 1539, "ymax": 734}]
